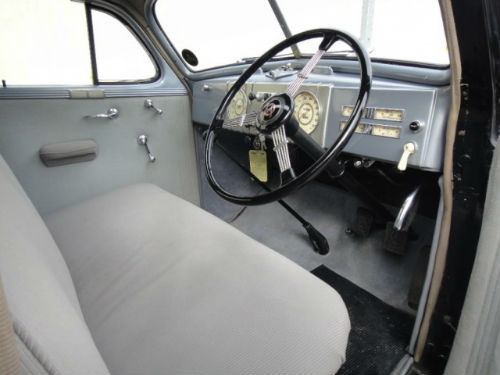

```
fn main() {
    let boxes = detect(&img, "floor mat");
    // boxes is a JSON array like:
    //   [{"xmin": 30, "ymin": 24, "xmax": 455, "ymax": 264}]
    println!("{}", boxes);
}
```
[{"xmin": 312, "ymin": 265, "xmax": 414, "ymax": 375}]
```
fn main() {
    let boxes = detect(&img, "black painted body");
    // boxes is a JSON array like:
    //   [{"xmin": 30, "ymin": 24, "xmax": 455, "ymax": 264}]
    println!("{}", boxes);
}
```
[{"xmin": 416, "ymin": 0, "xmax": 499, "ymax": 373}]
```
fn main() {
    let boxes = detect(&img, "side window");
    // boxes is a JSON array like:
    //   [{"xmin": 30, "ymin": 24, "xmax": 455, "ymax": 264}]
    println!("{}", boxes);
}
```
[
  {"xmin": 91, "ymin": 9, "xmax": 157, "ymax": 83},
  {"xmin": 0, "ymin": 1, "xmax": 92, "ymax": 86},
  {"xmin": 0, "ymin": 1, "xmax": 157, "ymax": 87}
]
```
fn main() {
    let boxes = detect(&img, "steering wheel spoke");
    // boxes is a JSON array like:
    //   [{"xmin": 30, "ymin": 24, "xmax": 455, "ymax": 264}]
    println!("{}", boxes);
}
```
[
  {"xmin": 286, "ymin": 49, "xmax": 326, "ymax": 97},
  {"xmin": 271, "ymin": 125, "xmax": 295, "ymax": 183},
  {"xmin": 222, "ymin": 111, "xmax": 258, "ymax": 129}
]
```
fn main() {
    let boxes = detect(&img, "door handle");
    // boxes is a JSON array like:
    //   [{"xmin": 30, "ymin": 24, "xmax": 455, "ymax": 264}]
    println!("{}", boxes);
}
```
[{"xmin": 85, "ymin": 108, "xmax": 119, "ymax": 120}]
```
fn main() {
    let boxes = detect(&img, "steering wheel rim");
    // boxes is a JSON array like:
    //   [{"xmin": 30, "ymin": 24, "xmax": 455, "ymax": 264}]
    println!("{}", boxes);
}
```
[{"xmin": 204, "ymin": 28, "xmax": 372, "ymax": 206}]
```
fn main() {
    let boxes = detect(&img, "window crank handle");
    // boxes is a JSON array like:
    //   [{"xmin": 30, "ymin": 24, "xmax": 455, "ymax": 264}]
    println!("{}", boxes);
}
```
[
  {"xmin": 137, "ymin": 134, "xmax": 156, "ymax": 162},
  {"xmin": 144, "ymin": 99, "xmax": 163, "ymax": 115}
]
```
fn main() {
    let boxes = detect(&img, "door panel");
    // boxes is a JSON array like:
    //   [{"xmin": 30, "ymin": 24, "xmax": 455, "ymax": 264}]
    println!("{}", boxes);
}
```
[
  {"xmin": 0, "ymin": 95, "xmax": 200, "ymax": 214},
  {"xmin": 0, "ymin": 1, "xmax": 200, "ymax": 214}
]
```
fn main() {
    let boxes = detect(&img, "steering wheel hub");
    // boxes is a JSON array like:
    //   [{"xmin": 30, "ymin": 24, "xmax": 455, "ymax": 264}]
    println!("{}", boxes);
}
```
[{"xmin": 257, "ymin": 94, "xmax": 293, "ymax": 134}]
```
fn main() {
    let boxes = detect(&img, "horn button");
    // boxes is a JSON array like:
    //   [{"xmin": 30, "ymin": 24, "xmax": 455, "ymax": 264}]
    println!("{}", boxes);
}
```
[{"xmin": 257, "ymin": 93, "xmax": 294, "ymax": 134}]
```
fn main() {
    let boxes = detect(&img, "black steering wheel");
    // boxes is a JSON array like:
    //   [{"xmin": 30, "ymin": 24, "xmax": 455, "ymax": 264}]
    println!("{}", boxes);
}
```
[{"xmin": 205, "ymin": 28, "xmax": 372, "ymax": 206}]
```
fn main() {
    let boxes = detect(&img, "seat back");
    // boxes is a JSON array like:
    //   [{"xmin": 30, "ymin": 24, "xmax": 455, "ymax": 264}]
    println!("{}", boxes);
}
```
[{"xmin": 0, "ymin": 155, "xmax": 110, "ymax": 375}]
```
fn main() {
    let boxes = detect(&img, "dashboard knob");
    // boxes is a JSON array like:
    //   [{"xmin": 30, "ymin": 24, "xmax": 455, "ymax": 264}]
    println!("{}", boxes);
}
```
[
  {"xmin": 409, "ymin": 121, "xmax": 423, "ymax": 132},
  {"xmin": 397, "ymin": 142, "xmax": 418, "ymax": 171}
]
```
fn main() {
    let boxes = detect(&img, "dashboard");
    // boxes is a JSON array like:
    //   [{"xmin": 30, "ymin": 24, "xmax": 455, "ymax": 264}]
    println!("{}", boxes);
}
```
[{"xmin": 192, "ymin": 67, "xmax": 450, "ymax": 172}]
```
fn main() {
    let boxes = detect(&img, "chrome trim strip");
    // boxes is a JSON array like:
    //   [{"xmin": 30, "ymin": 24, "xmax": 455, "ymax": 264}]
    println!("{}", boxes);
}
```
[
  {"xmin": 0, "ymin": 90, "xmax": 71, "ymax": 99},
  {"xmin": 0, "ymin": 88, "xmax": 187, "ymax": 100},
  {"xmin": 104, "ymin": 88, "xmax": 187, "ymax": 97}
]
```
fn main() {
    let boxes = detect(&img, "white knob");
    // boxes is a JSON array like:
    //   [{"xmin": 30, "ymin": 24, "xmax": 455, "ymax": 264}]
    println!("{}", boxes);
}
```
[{"xmin": 397, "ymin": 142, "xmax": 417, "ymax": 171}]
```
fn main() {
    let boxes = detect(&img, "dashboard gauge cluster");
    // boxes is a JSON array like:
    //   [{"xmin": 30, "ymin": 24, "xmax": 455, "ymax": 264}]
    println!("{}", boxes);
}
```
[
  {"xmin": 371, "ymin": 124, "xmax": 401, "ymax": 138},
  {"xmin": 374, "ymin": 108, "xmax": 404, "ymax": 122},
  {"xmin": 342, "ymin": 105, "xmax": 405, "ymax": 122},
  {"xmin": 227, "ymin": 90, "xmax": 248, "ymax": 120},
  {"xmin": 293, "ymin": 91, "xmax": 320, "ymax": 134},
  {"xmin": 340, "ymin": 121, "xmax": 369, "ymax": 134},
  {"xmin": 340, "ymin": 121, "xmax": 401, "ymax": 139},
  {"xmin": 340, "ymin": 105, "xmax": 404, "ymax": 139},
  {"xmin": 222, "ymin": 82, "xmax": 329, "ymax": 145}
]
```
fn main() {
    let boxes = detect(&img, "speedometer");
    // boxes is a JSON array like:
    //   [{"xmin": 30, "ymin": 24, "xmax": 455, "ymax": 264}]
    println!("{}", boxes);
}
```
[
  {"xmin": 227, "ymin": 90, "xmax": 248, "ymax": 120},
  {"xmin": 293, "ymin": 91, "xmax": 320, "ymax": 134}
]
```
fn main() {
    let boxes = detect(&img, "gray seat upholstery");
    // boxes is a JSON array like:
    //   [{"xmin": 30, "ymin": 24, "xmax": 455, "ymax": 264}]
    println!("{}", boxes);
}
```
[
  {"xmin": 0, "ymin": 156, "xmax": 110, "ymax": 375},
  {"xmin": 0, "ymin": 153, "xmax": 350, "ymax": 375}
]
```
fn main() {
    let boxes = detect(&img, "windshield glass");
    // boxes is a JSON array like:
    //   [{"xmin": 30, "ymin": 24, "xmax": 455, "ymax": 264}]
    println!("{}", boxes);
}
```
[{"xmin": 155, "ymin": 0, "xmax": 449, "ymax": 71}]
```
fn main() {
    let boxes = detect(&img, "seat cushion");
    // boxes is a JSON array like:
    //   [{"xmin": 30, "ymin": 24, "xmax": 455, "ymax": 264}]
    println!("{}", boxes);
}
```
[
  {"xmin": 0, "ymin": 155, "xmax": 111, "ymax": 375},
  {"xmin": 45, "ymin": 183, "xmax": 350, "ymax": 375}
]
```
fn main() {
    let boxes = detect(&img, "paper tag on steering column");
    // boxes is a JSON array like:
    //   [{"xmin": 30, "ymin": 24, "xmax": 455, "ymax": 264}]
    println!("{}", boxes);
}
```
[{"xmin": 249, "ymin": 150, "xmax": 268, "ymax": 182}]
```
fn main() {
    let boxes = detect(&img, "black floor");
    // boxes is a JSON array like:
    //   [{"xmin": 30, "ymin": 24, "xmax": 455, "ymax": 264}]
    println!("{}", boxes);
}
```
[{"xmin": 312, "ymin": 265, "xmax": 414, "ymax": 375}]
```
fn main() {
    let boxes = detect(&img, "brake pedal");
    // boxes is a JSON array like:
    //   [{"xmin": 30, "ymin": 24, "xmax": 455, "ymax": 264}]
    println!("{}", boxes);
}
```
[
  {"xmin": 351, "ymin": 207, "xmax": 374, "ymax": 237},
  {"xmin": 384, "ymin": 222, "xmax": 408, "ymax": 255}
]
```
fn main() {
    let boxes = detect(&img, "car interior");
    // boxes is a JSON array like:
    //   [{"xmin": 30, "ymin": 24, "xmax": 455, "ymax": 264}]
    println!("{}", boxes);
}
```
[{"xmin": 1, "ymin": 0, "xmax": 498, "ymax": 375}]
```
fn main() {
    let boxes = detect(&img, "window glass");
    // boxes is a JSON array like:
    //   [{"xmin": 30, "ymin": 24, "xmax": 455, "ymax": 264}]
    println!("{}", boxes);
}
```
[
  {"xmin": 278, "ymin": 0, "xmax": 449, "ymax": 65},
  {"xmin": 92, "ymin": 10, "xmax": 157, "ymax": 82},
  {"xmin": 155, "ymin": 0, "xmax": 449, "ymax": 70},
  {"xmin": 0, "ymin": 0, "xmax": 92, "ymax": 86},
  {"xmin": 155, "ymin": 0, "xmax": 292, "ymax": 71}
]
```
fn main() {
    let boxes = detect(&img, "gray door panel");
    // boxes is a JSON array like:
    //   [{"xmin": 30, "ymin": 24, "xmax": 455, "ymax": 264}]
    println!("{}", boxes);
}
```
[{"xmin": 0, "ymin": 95, "xmax": 200, "ymax": 214}]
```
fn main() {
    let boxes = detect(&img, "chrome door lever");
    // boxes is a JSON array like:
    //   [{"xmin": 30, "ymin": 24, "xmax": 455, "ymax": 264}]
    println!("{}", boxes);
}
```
[
  {"xmin": 85, "ymin": 108, "xmax": 119, "ymax": 120},
  {"xmin": 144, "ymin": 99, "xmax": 163, "ymax": 115},
  {"xmin": 137, "ymin": 134, "xmax": 156, "ymax": 162}
]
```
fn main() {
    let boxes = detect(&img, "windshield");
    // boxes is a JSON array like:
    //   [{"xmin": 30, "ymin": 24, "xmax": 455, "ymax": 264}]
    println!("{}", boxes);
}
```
[{"xmin": 155, "ymin": 0, "xmax": 449, "ymax": 71}]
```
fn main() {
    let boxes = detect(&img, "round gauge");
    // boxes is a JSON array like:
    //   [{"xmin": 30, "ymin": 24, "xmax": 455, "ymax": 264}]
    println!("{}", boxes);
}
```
[
  {"xmin": 293, "ymin": 92, "xmax": 320, "ymax": 134},
  {"xmin": 227, "ymin": 90, "xmax": 248, "ymax": 120}
]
